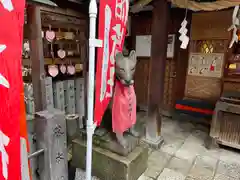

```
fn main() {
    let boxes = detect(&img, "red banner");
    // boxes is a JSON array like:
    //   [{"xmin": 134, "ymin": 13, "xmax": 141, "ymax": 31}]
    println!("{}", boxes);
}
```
[
  {"xmin": 0, "ymin": 0, "xmax": 25, "ymax": 179},
  {"xmin": 94, "ymin": 0, "xmax": 129, "ymax": 125}
]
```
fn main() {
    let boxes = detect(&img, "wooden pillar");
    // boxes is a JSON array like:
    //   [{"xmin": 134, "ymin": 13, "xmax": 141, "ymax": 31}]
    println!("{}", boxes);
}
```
[
  {"xmin": 27, "ymin": 5, "xmax": 47, "ymax": 180},
  {"xmin": 143, "ymin": 0, "xmax": 169, "ymax": 148},
  {"xmin": 27, "ymin": 6, "xmax": 70, "ymax": 180},
  {"xmin": 27, "ymin": 5, "xmax": 46, "ymax": 112}
]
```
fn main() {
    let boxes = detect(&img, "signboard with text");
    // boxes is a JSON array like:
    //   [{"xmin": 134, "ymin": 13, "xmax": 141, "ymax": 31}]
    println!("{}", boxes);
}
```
[
  {"xmin": 0, "ymin": 0, "xmax": 26, "ymax": 179},
  {"xmin": 94, "ymin": 0, "xmax": 129, "ymax": 125}
]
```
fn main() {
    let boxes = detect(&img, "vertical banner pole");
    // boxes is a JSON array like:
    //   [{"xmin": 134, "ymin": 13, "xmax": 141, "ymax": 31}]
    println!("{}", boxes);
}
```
[
  {"xmin": 88, "ymin": 0, "xmax": 129, "ymax": 178},
  {"xmin": 87, "ymin": 0, "xmax": 102, "ymax": 179}
]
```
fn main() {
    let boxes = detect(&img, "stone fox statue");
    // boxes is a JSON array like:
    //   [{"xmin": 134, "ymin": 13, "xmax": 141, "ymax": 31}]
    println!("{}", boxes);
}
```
[{"xmin": 101, "ymin": 50, "xmax": 139, "ymax": 148}]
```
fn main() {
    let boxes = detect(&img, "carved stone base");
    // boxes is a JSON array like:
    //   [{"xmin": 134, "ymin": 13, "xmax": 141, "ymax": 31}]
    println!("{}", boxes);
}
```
[
  {"xmin": 160, "ymin": 108, "xmax": 174, "ymax": 118},
  {"xmin": 141, "ymin": 136, "xmax": 164, "ymax": 149},
  {"xmin": 142, "ymin": 109, "xmax": 164, "ymax": 150},
  {"xmin": 72, "ymin": 138, "xmax": 148, "ymax": 180},
  {"xmin": 77, "ymin": 129, "xmax": 139, "ymax": 156},
  {"xmin": 204, "ymin": 136, "xmax": 219, "ymax": 150}
]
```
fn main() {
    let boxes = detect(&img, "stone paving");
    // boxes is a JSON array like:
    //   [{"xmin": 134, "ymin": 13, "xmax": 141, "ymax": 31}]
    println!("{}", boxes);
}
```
[
  {"xmin": 75, "ymin": 115, "xmax": 240, "ymax": 180},
  {"xmin": 140, "ymin": 116, "xmax": 240, "ymax": 180}
]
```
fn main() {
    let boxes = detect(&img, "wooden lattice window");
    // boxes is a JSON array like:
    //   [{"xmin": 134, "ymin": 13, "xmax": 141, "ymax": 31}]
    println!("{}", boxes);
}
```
[
  {"xmin": 191, "ymin": 40, "xmax": 228, "ymax": 54},
  {"xmin": 201, "ymin": 41, "xmax": 214, "ymax": 53}
]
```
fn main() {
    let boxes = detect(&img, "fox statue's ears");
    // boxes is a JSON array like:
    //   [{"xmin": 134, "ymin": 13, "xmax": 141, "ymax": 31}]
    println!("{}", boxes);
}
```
[
  {"xmin": 129, "ymin": 50, "xmax": 136, "ymax": 63},
  {"xmin": 115, "ymin": 50, "xmax": 137, "ymax": 63},
  {"xmin": 115, "ymin": 51, "xmax": 124, "ymax": 62}
]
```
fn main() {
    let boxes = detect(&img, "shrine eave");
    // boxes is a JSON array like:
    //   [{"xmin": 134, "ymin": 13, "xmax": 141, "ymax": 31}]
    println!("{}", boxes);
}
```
[{"xmin": 27, "ymin": 0, "xmax": 58, "ymax": 7}]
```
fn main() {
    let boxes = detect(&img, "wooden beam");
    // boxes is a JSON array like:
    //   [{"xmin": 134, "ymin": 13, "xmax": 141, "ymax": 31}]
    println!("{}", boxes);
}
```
[
  {"xmin": 143, "ymin": 0, "xmax": 170, "ymax": 148},
  {"xmin": 40, "ymin": 3, "xmax": 87, "ymax": 17},
  {"xmin": 27, "ymin": 5, "xmax": 47, "ymax": 111},
  {"xmin": 130, "ymin": 0, "xmax": 153, "ymax": 13},
  {"xmin": 27, "ymin": 0, "xmax": 57, "ymax": 7}
]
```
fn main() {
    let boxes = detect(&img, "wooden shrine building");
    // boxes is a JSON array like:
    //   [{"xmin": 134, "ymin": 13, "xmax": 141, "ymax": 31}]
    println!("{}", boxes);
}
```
[
  {"xmin": 130, "ymin": 0, "xmax": 240, "ymax": 149},
  {"xmin": 21, "ymin": 0, "xmax": 240, "ymax": 179}
]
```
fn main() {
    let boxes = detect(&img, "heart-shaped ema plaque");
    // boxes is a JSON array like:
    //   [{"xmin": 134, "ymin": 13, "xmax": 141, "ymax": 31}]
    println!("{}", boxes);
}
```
[
  {"xmin": 46, "ymin": 30, "xmax": 55, "ymax": 42},
  {"xmin": 57, "ymin": 49, "xmax": 66, "ymax": 59},
  {"xmin": 67, "ymin": 65, "xmax": 76, "ymax": 75},
  {"xmin": 48, "ymin": 65, "xmax": 59, "ymax": 77},
  {"xmin": 60, "ymin": 64, "xmax": 66, "ymax": 74}
]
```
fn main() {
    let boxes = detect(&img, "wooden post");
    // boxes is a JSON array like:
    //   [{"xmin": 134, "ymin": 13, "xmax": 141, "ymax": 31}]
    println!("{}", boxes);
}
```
[
  {"xmin": 142, "ymin": 0, "xmax": 170, "ymax": 148},
  {"xmin": 27, "ymin": 5, "xmax": 46, "ymax": 180},
  {"xmin": 27, "ymin": 5, "xmax": 46, "ymax": 112}
]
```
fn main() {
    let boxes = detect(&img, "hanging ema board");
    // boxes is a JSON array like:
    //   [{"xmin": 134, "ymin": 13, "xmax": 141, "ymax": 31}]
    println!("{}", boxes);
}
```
[
  {"xmin": 135, "ymin": 35, "xmax": 175, "ymax": 58},
  {"xmin": 187, "ymin": 53, "xmax": 224, "ymax": 78},
  {"xmin": 136, "ymin": 35, "xmax": 151, "ymax": 57}
]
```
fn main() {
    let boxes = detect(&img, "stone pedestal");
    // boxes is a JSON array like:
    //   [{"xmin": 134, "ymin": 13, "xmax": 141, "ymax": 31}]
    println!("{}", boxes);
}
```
[
  {"xmin": 45, "ymin": 77, "xmax": 54, "ymax": 109},
  {"xmin": 53, "ymin": 81, "xmax": 65, "ymax": 112},
  {"xmin": 64, "ymin": 80, "xmax": 76, "ymax": 114},
  {"xmin": 75, "ymin": 78, "xmax": 85, "ymax": 129},
  {"xmin": 72, "ymin": 139, "xmax": 148, "ymax": 180},
  {"xmin": 35, "ymin": 109, "xmax": 68, "ymax": 180}
]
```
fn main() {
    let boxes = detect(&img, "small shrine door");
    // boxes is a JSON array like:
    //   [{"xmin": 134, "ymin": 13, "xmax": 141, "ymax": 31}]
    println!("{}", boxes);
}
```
[
  {"xmin": 162, "ymin": 58, "xmax": 177, "ymax": 115},
  {"xmin": 162, "ymin": 37, "xmax": 189, "ymax": 116}
]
